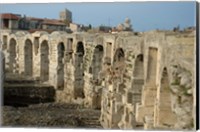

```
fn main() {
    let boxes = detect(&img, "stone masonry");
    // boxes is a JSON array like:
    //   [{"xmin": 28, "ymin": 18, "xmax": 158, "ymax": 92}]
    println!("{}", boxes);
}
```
[{"xmin": 0, "ymin": 29, "xmax": 196, "ymax": 130}]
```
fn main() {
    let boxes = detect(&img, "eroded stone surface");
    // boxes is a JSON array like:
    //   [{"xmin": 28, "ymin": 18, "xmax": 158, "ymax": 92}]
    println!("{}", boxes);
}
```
[{"xmin": 0, "ymin": 29, "xmax": 196, "ymax": 130}]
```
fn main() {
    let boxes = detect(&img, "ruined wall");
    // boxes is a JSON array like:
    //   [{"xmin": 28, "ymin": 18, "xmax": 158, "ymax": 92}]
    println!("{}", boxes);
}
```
[{"xmin": 0, "ymin": 30, "xmax": 196, "ymax": 130}]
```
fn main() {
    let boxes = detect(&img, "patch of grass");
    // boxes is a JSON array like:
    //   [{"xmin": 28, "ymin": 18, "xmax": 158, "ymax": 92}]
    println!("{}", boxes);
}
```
[{"xmin": 171, "ymin": 78, "xmax": 180, "ymax": 85}]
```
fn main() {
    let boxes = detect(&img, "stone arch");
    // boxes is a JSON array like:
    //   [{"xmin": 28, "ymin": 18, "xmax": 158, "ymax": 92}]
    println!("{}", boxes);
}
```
[
  {"xmin": 40, "ymin": 40, "xmax": 49, "ymax": 82},
  {"xmin": 113, "ymin": 48, "xmax": 125, "ymax": 73},
  {"xmin": 74, "ymin": 41, "xmax": 85, "ymax": 98},
  {"xmin": 91, "ymin": 45, "xmax": 104, "ymax": 80},
  {"xmin": 112, "ymin": 48, "xmax": 125, "ymax": 90},
  {"xmin": 24, "ymin": 39, "xmax": 33, "ymax": 76},
  {"xmin": 8, "ymin": 38, "xmax": 17, "ymax": 73},
  {"xmin": 128, "ymin": 54, "xmax": 144, "ymax": 104},
  {"xmin": 91, "ymin": 44, "xmax": 104, "ymax": 109},
  {"xmin": 154, "ymin": 67, "xmax": 177, "ymax": 128},
  {"xmin": 135, "ymin": 47, "xmax": 158, "ymax": 127},
  {"xmin": 57, "ymin": 42, "xmax": 65, "ymax": 90},
  {"xmin": 133, "ymin": 54, "xmax": 144, "ymax": 79}
]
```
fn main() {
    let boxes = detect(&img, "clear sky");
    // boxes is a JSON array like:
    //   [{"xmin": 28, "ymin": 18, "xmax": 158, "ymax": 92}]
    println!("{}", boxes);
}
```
[{"xmin": 0, "ymin": 2, "xmax": 196, "ymax": 31}]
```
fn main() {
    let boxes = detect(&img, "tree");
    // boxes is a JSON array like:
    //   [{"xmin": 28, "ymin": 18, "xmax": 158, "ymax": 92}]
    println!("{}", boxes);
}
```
[
  {"xmin": 63, "ymin": 19, "xmax": 71, "ymax": 26},
  {"xmin": 88, "ymin": 24, "xmax": 92, "ymax": 29},
  {"xmin": 124, "ymin": 18, "xmax": 133, "ymax": 31}
]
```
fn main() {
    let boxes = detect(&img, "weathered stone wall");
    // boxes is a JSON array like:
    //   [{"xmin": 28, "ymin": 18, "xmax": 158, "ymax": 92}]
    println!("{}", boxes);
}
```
[{"xmin": 0, "ymin": 30, "xmax": 196, "ymax": 130}]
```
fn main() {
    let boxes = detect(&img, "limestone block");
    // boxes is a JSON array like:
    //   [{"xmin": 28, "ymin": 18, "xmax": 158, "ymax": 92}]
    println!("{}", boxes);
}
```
[{"xmin": 135, "ymin": 105, "xmax": 154, "ymax": 123}]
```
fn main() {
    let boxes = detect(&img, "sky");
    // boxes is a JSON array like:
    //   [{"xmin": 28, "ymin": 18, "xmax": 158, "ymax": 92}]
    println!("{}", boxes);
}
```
[{"xmin": 0, "ymin": 2, "xmax": 196, "ymax": 31}]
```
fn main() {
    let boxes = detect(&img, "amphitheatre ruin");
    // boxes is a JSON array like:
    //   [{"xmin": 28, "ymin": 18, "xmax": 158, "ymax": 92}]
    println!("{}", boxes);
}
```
[{"xmin": 0, "ymin": 26, "xmax": 196, "ymax": 129}]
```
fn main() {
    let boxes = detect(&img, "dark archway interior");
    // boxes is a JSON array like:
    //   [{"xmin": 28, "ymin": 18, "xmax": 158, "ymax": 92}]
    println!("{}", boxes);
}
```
[
  {"xmin": 113, "ymin": 48, "xmax": 125, "ymax": 63},
  {"xmin": 77, "ymin": 42, "xmax": 84, "ymax": 55}
]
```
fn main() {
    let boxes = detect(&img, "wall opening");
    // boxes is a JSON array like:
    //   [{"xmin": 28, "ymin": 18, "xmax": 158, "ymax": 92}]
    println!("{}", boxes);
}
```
[
  {"xmin": 113, "ymin": 48, "xmax": 125, "ymax": 77},
  {"xmin": 113, "ymin": 48, "xmax": 125, "ymax": 90},
  {"xmin": 105, "ymin": 42, "xmax": 112, "ymax": 65},
  {"xmin": 9, "ymin": 38, "xmax": 17, "ymax": 73},
  {"xmin": 154, "ymin": 67, "xmax": 177, "ymax": 128},
  {"xmin": 91, "ymin": 45, "xmax": 104, "ymax": 109},
  {"xmin": 57, "ymin": 42, "xmax": 65, "ymax": 90},
  {"xmin": 129, "ymin": 54, "xmax": 144, "ymax": 104},
  {"xmin": 40, "ymin": 40, "xmax": 49, "ymax": 82},
  {"xmin": 74, "ymin": 41, "xmax": 85, "ymax": 98},
  {"xmin": 92, "ymin": 45, "xmax": 104, "ymax": 80},
  {"xmin": 24, "ymin": 39, "xmax": 33, "ymax": 76}
]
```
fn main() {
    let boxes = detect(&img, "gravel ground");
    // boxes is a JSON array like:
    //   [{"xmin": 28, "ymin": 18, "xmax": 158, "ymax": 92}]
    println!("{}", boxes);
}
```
[{"xmin": 2, "ymin": 103, "xmax": 102, "ymax": 129}]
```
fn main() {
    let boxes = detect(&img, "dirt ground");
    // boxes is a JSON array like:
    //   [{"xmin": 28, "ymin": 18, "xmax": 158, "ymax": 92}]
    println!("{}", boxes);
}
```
[{"xmin": 2, "ymin": 103, "xmax": 102, "ymax": 129}]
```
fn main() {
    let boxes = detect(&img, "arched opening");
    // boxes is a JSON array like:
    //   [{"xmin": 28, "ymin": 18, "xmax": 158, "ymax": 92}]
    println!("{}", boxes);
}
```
[
  {"xmin": 40, "ymin": 40, "xmax": 49, "ymax": 82},
  {"xmin": 91, "ymin": 45, "xmax": 104, "ymax": 109},
  {"xmin": 113, "ymin": 48, "xmax": 125, "ymax": 80},
  {"xmin": 74, "ymin": 41, "xmax": 85, "ymax": 98},
  {"xmin": 135, "ymin": 47, "xmax": 158, "ymax": 127},
  {"xmin": 76, "ymin": 41, "xmax": 84, "ymax": 55},
  {"xmin": 109, "ymin": 48, "xmax": 125, "ymax": 126},
  {"xmin": 104, "ymin": 42, "xmax": 112, "ymax": 65},
  {"xmin": 57, "ymin": 42, "xmax": 65, "ymax": 90},
  {"xmin": 133, "ymin": 54, "xmax": 144, "ymax": 79},
  {"xmin": 154, "ymin": 68, "xmax": 177, "ymax": 128},
  {"xmin": 9, "ymin": 38, "xmax": 17, "ymax": 73},
  {"xmin": 24, "ymin": 39, "xmax": 33, "ymax": 76},
  {"xmin": 92, "ymin": 45, "xmax": 104, "ymax": 80},
  {"xmin": 128, "ymin": 54, "xmax": 144, "ymax": 104}
]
